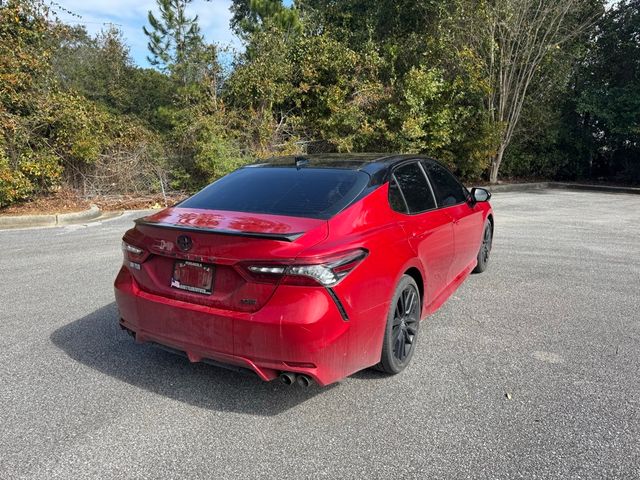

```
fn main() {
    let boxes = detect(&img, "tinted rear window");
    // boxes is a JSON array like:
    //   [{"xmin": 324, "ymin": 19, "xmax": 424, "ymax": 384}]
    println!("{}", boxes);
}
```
[{"xmin": 179, "ymin": 167, "xmax": 370, "ymax": 219}]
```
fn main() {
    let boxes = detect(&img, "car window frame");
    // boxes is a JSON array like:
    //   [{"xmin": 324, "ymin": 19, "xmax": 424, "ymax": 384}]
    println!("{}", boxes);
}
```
[
  {"xmin": 420, "ymin": 159, "xmax": 471, "ymax": 209},
  {"xmin": 389, "ymin": 175, "xmax": 409, "ymax": 214},
  {"xmin": 387, "ymin": 160, "xmax": 438, "ymax": 216}
]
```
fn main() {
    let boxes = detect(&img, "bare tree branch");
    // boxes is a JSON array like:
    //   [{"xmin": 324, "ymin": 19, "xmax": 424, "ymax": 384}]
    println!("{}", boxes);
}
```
[{"xmin": 461, "ymin": 0, "xmax": 601, "ymax": 183}]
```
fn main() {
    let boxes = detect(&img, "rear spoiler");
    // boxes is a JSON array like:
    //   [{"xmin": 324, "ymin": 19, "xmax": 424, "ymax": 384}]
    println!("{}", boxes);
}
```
[{"xmin": 134, "ymin": 218, "xmax": 304, "ymax": 242}]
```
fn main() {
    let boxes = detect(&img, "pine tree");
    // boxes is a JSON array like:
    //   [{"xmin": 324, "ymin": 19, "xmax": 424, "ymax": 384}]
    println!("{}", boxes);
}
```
[
  {"xmin": 143, "ymin": 0, "xmax": 204, "ymax": 82},
  {"xmin": 230, "ymin": 0, "xmax": 301, "ymax": 40}
]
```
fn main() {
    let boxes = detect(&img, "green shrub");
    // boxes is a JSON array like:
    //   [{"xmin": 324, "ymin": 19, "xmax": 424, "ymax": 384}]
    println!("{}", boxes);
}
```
[
  {"xmin": 18, "ymin": 150, "xmax": 63, "ymax": 191},
  {"xmin": 0, "ymin": 153, "xmax": 33, "ymax": 207}
]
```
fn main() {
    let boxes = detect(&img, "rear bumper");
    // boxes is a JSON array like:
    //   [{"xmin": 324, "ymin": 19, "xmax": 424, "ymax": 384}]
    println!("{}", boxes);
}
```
[{"xmin": 114, "ymin": 267, "xmax": 351, "ymax": 386}]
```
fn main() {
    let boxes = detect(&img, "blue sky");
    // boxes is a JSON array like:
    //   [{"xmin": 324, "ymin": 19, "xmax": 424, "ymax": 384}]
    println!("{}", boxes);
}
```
[{"xmin": 54, "ymin": 0, "xmax": 293, "ymax": 67}]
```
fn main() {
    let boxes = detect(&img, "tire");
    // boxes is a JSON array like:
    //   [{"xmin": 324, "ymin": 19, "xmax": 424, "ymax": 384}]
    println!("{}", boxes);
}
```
[
  {"xmin": 375, "ymin": 275, "xmax": 421, "ymax": 374},
  {"xmin": 472, "ymin": 220, "xmax": 493, "ymax": 274}
]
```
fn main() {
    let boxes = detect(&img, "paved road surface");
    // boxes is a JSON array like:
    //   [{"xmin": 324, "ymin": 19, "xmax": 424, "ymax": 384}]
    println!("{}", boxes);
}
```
[{"xmin": 1, "ymin": 190, "xmax": 639, "ymax": 479}]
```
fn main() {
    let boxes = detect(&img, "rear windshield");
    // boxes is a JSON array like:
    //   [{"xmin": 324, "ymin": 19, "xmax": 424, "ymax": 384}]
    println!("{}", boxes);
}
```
[{"xmin": 179, "ymin": 167, "xmax": 371, "ymax": 219}]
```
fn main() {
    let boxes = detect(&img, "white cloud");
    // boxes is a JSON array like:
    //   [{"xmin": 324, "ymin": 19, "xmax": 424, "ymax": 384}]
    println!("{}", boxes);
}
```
[{"xmin": 53, "ymin": 0, "xmax": 242, "ymax": 66}]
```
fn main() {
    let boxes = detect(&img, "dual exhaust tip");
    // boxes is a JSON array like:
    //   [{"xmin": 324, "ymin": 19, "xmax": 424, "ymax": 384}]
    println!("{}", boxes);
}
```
[{"xmin": 279, "ymin": 372, "xmax": 313, "ymax": 387}]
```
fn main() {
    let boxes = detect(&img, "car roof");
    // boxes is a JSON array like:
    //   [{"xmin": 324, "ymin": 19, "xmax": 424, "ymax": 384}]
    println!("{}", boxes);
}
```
[{"xmin": 247, "ymin": 153, "xmax": 439, "ymax": 186}]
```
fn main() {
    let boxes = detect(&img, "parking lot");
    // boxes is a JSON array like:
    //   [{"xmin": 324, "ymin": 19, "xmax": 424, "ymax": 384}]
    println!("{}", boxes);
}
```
[{"xmin": 1, "ymin": 189, "xmax": 639, "ymax": 479}]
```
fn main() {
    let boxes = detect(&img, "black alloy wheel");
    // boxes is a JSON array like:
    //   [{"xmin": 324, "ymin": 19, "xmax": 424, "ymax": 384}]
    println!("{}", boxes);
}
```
[
  {"xmin": 392, "ymin": 285, "xmax": 420, "ymax": 362},
  {"xmin": 473, "ymin": 221, "xmax": 493, "ymax": 274},
  {"xmin": 375, "ymin": 275, "xmax": 421, "ymax": 374}
]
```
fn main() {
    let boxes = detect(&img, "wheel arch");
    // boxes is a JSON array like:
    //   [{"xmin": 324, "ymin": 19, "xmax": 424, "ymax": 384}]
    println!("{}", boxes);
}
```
[{"xmin": 404, "ymin": 266, "xmax": 424, "ymax": 310}]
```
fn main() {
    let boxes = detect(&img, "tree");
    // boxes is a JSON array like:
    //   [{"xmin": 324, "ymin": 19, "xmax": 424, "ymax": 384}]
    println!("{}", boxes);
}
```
[
  {"xmin": 53, "ymin": 27, "xmax": 131, "ymax": 111},
  {"xmin": 51, "ymin": 25, "xmax": 176, "ymax": 130},
  {"xmin": 143, "ymin": 0, "xmax": 204, "ymax": 83},
  {"xmin": 230, "ymin": 0, "xmax": 301, "ymax": 40},
  {"xmin": 0, "ymin": 0, "xmax": 57, "ymax": 206},
  {"xmin": 0, "ymin": 0, "xmax": 52, "ymax": 114},
  {"xmin": 255, "ymin": 1, "xmax": 498, "ymax": 177},
  {"xmin": 464, "ymin": 0, "xmax": 603, "ymax": 183},
  {"xmin": 499, "ymin": 3, "xmax": 601, "ymax": 181},
  {"xmin": 576, "ymin": 0, "xmax": 640, "ymax": 181},
  {"xmin": 300, "ymin": 0, "xmax": 462, "ymax": 81}
]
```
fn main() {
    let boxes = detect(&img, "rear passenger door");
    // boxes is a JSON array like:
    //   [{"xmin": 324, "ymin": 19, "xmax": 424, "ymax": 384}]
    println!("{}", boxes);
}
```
[
  {"xmin": 389, "ymin": 161, "xmax": 454, "ymax": 307},
  {"xmin": 422, "ymin": 160, "xmax": 484, "ymax": 279}
]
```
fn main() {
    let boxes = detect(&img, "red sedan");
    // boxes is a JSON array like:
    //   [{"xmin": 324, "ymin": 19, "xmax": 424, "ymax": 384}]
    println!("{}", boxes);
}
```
[{"xmin": 114, "ymin": 154, "xmax": 494, "ymax": 386}]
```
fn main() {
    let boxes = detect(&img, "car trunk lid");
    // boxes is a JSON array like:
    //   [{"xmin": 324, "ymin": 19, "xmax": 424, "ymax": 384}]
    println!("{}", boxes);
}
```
[{"xmin": 124, "ymin": 207, "xmax": 328, "ymax": 312}]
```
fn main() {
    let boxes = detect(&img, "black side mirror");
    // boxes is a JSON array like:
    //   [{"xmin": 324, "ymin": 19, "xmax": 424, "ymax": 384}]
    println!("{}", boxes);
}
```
[{"xmin": 470, "ymin": 187, "xmax": 491, "ymax": 203}]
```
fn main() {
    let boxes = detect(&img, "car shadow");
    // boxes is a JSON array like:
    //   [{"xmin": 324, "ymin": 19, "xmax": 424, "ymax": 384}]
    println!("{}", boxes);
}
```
[
  {"xmin": 50, "ymin": 303, "xmax": 335, "ymax": 416},
  {"xmin": 348, "ymin": 369, "xmax": 389, "ymax": 382}
]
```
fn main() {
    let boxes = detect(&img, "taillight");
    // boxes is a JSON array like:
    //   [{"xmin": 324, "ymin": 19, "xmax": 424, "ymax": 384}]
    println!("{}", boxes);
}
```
[
  {"xmin": 122, "ymin": 241, "xmax": 146, "ymax": 267},
  {"xmin": 241, "ymin": 249, "xmax": 368, "ymax": 287}
]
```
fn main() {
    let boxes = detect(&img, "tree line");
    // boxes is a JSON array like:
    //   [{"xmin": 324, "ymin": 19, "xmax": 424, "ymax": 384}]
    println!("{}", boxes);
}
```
[{"xmin": 0, "ymin": 0, "xmax": 638, "ymax": 207}]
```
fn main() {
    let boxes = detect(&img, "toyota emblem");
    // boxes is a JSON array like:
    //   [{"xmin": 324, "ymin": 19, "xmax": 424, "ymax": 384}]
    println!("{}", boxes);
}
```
[{"xmin": 177, "ymin": 235, "xmax": 193, "ymax": 252}]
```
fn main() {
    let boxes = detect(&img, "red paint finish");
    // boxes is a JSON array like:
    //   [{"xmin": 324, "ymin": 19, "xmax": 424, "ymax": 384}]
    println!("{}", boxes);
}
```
[
  {"xmin": 115, "ymin": 176, "xmax": 493, "ymax": 386},
  {"xmin": 143, "ymin": 207, "xmax": 325, "ymax": 236}
]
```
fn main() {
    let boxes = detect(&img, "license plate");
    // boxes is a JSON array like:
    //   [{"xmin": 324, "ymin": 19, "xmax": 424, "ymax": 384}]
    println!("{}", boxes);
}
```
[{"xmin": 171, "ymin": 261, "xmax": 214, "ymax": 295}]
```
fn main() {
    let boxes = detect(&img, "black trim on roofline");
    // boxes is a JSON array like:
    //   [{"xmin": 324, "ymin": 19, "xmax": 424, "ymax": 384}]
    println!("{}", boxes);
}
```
[
  {"xmin": 134, "ymin": 218, "xmax": 304, "ymax": 242},
  {"xmin": 249, "ymin": 154, "xmax": 455, "ymax": 188}
]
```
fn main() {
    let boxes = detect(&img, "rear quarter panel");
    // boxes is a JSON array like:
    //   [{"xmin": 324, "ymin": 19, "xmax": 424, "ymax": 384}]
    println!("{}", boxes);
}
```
[{"xmin": 300, "ymin": 185, "xmax": 419, "ymax": 372}]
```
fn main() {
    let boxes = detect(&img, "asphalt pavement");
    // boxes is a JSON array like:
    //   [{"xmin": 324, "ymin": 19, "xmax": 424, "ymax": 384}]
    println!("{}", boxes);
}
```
[{"xmin": 1, "ymin": 190, "xmax": 639, "ymax": 479}]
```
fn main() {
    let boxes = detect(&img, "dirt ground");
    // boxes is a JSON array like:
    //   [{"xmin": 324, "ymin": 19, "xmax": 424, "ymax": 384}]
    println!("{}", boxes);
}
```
[{"xmin": 0, "ymin": 190, "xmax": 187, "ymax": 216}]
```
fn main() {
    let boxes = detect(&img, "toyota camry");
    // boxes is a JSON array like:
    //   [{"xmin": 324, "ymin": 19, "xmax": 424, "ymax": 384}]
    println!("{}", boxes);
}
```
[{"xmin": 114, "ymin": 154, "xmax": 494, "ymax": 386}]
